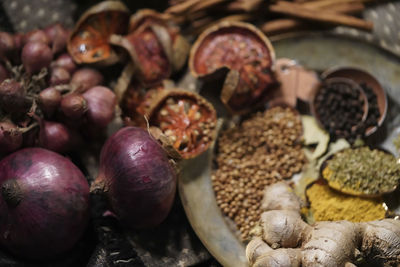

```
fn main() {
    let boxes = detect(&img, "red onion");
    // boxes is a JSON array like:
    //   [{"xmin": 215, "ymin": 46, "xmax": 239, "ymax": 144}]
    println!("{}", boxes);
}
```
[
  {"xmin": 61, "ymin": 94, "xmax": 87, "ymax": 119},
  {"xmin": 50, "ymin": 67, "xmax": 70, "ymax": 86},
  {"xmin": 92, "ymin": 127, "xmax": 177, "ymax": 228},
  {"xmin": 23, "ymin": 30, "xmax": 50, "ymax": 46},
  {"xmin": 0, "ymin": 121, "xmax": 23, "ymax": 156},
  {"xmin": 38, "ymin": 87, "xmax": 62, "ymax": 117},
  {"xmin": 22, "ymin": 42, "xmax": 53, "ymax": 74},
  {"xmin": 70, "ymin": 68, "xmax": 103, "ymax": 93},
  {"xmin": 52, "ymin": 53, "xmax": 77, "ymax": 74},
  {"xmin": 44, "ymin": 23, "xmax": 69, "ymax": 54},
  {"xmin": 38, "ymin": 120, "xmax": 78, "ymax": 153},
  {"xmin": 0, "ymin": 32, "xmax": 15, "ymax": 61},
  {"xmin": 0, "ymin": 63, "xmax": 10, "ymax": 83},
  {"xmin": 0, "ymin": 79, "xmax": 30, "ymax": 114},
  {"xmin": 82, "ymin": 86, "xmax": 116, "ymax": 128},
  {"xmin": 0, "ymin": 148, "xmax": 89, "ymax": 259}
]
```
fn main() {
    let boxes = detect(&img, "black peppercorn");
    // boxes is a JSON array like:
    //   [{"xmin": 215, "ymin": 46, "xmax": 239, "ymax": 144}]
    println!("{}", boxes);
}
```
[{"xmin": 314, "ymin": 79, "xmax": 366, "ymax": 143}]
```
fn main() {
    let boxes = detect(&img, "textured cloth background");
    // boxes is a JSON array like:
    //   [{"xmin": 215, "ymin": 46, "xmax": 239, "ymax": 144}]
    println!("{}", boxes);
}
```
[{"xmin": 0, "ymin": 0, "xmax": 399, "ymax": 266}]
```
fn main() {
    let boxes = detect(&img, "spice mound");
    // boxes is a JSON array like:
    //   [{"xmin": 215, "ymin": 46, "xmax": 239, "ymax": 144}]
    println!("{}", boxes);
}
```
[
  {"xmin": 323, "ymin": 147, "xmax": 400, "ymax": 196},
  {"xmin": 305, "ymin": 182, "xmax": 386, "ymax": 222},
  {"xmin": 212, "ymin": 106, "xmax": 306, "ymax": 240}
]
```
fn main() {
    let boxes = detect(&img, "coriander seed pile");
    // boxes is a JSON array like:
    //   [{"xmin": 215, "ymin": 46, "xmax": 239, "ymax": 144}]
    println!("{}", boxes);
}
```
[{"xmin": 211, "ymin": 106, "xmax": 306, "ymax": 240}]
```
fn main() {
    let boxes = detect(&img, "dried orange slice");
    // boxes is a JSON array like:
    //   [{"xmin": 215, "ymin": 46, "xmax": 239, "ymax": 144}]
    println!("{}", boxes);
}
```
[
  {"xmin": 190, "ymin": 21, "xmax": 276, "ymax": 114},
  {"xmin": 147, "ymin": 89, "xmax": 217, "ymax": 159},
  {"xmin": 67, "ymin": 1, "xmax": 130, "ymax": 66}
]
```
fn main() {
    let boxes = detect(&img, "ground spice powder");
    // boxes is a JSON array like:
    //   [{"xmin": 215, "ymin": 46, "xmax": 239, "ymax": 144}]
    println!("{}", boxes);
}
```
[
  {"xmin": 212, "ymin": 106, "xmax": 306, "ymax": 240},
  {"xmin": 306, "ymin": 182, "xmax": 386, "ymax": 222}
]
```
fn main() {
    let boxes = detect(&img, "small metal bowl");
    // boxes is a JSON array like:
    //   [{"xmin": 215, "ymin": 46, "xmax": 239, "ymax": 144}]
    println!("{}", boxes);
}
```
[
  {"xmin": 310, "ymin": 77, "xmax": 369, "ymax": 136},
  {"xmin": 321, "ymin": 67, "xmax": 387, "ymax": 136}
]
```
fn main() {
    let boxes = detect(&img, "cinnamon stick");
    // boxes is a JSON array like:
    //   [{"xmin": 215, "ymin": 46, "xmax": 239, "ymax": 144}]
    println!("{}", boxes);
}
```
[
  {"xmin": 302, "ymin": 0, "xmax": 373, "ymax": 9},
  {"xmin": 189, "ymin": 0, "xmax": 228, "ymax": 14},
  {"xmin": 261, "ymin": 2, "xmax": 365, "ymax": 35},
  {"xmin": 261, "ymin": 19, "xmax": 309, "ymax": 35},
  {"xmin": 269, "ymin": 1, "xmax": 373, "ymax": 31},
  {"xmin": 192, "ymin": 14, "xmax": 253, "ymax": 35},
  {"xmin": 226, "ymin": 0, "xmax": 263, "ymax": 12},
  {"xmin": 330, "ymin": 2, "xmax": 365, "ymax": 14},
  {"xmin": 165, "ymin": 0, "xmax": 201, "ymax": 14}
]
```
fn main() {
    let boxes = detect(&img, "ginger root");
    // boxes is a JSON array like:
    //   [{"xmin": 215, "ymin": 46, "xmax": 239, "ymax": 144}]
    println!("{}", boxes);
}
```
[{"xmin": 246, "ymin": 182, "xmax": 400, "ymax": 266}]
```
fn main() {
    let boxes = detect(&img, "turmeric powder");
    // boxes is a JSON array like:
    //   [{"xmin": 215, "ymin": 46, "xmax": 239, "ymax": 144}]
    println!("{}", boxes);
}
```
[{"xmin": 305, "ymin": 182, "xmax": 386, "ymax": 222}]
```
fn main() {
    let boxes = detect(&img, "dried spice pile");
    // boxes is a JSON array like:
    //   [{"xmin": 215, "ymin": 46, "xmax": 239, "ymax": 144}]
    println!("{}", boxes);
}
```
[
  {"xmin": 305, "ymin": 182, "xmax": 386, "ymax": 222},
  {"xmin": 323, "ymin": 147, "xmax": 400, "ymax": 196},
  {"xmin": 211, "ymin": 106, "xmax": 306, "ymax": 240}
]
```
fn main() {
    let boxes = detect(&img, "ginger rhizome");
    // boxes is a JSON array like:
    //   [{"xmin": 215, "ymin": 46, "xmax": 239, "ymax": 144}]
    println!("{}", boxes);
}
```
[{"xmin": 246, "ymin": 182, "xmax": 400, "ymax": 267}]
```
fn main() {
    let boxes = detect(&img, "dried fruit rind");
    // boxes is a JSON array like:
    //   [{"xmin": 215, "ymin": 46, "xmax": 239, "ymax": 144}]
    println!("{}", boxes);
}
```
[
  {"xmin": 146, "ymin": 89, "xmax": 217, "ymax": 159},
  {"xmin": 189, "ymin": 21, "xmax": 276, "ymax": 114},
  {"xmin": 111, "ymin": 9, "xmax": 190, "ymax": 87},
  {"xmin": 67, "ymin": 1, "xmax": 130, "ymax": 66}
]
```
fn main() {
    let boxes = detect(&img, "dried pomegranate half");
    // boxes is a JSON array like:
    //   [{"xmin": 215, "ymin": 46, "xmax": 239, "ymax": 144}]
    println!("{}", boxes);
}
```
[
  {"xmin": 146, "ymin": 89, "xmax": 217, "ymax": 159},
  {"xmin": 67, "ymin": 1, "xmax": 130, "ymax": 66},
  {"xmin": 121, "ymin": 81, "xmax": 165, "ymax": 128},
  {"xmin": 189, "ymin": 21, "xmax": 276, "ymax": 114},
  {"xmin": 110, "ymin": 9, "xmax": 190, "ymax": 87}
]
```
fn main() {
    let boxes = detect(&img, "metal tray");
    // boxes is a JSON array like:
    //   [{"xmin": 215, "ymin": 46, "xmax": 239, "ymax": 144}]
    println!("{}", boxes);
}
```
[{"xmin": 178, "ymin": 32, "xmax": 400, "ymax": 267}]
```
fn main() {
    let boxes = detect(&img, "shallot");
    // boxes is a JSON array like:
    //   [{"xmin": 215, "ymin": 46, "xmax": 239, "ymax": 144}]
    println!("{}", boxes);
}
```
[
  {"xmin": 38, "ymin": 87, "xmax": 62, "ymax": 117},
  {"xmin": 38, "ymin": 120, "xmax": 78, "ymax": 153},
  {"xmin": 0, "ymin": 121, "xmax": 23, "ymax": 156},
  {"xmin": 0, "ymin": 79, "xmax": 30, "ymax": 114},
  {"xmin": 0, "ymin": 148, "xmax": 90, "ymax": 260},
  {"xmin": 22, "ymin": 41, "xmax": 53, "ymax": 74},
  {"xmin": 82, "ymin": 86, "xmax": 116, "ymax": 128},
  {"xmin": 61, "ymin": 94, "xmax": 87, "ymax": 119},
  {"xmin": 71, "ymin": 68, "xmax": 103, "ymax": 93},
  {"xmin": 52, "ymin": 53, "xmax": 77, "ymax": 74},
  {"xmin": 0, "ymin": 32, "xmax": 15, "ymax": 61},
  {"xmin": 49, "ymin": 67, "xmax": 70, "ymax": 86}
]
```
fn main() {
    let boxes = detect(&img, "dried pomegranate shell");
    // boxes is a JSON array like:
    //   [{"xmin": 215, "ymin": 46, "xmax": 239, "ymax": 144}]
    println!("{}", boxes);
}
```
[
  {"xmin": 67, "ymin": 1, "xmax": 130, "ymax": 66},
  {"xmin": 189, "ymin": 21, "xmax": 276, "ymax": 114},
  {"xmin": 110, "ymin": 9, "xmax": 189, "ymax": 87},
  {"xmin": 121, "ymin": 81, "xmax": 165, "ymax": 128},
  {"xmin": 129, "ymin": 9, "xmax": 190, "ymax": 73},
  {"xmin": 146, "ymin": 89, "xmax": 217, "ymax": 159}
]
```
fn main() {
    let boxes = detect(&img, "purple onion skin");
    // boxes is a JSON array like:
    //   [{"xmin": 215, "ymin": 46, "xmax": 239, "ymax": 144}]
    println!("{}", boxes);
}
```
[
  {"xmin": 61, "ymin": 94, "xmax": 87, "ymax": 119},
  {"xmin": 50, "ymin": 67, "xmax": 70, "ymax": 86},
  {"xmin": 44, "ymin": 23, "xmax": 69, "ymax": 54},
  {"xmin": 71, "ymin": 68, "xmax": 103, "ymax": 93},
  {"xmin": 82, "ymin": 86, "xmax": 116, "ymax": 128},
  {"xmin": 0, "ymin": 148, "xmax": 90, "ymax": 260},
  {"xmin": 96, "ymin": 127, "xmax": 177, "ymax": 228},
  {"xmin": 52, "ymin": 53, "xmax": 77, "ymax": 74},
  {"xmin": 0, "ymin": 121, "xmax": 23, "ymax": 156},
  {"xmin": 0, "ymin": 80, "xmax": 31, "ymax": 114},
  {"xmin": 23, "ymin": 30, "xmax": 50, "ymax": 46},
  {"xmin": 39, "ymin": 121, "xmax": 77, "ymax": 153},
  {"xmin": 38, "ymin": 87, "xmax": 62, "ymax": 117},
  {"xmin": 22, "ymin": 42, "xmax": 53, "ymax": 74}
]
